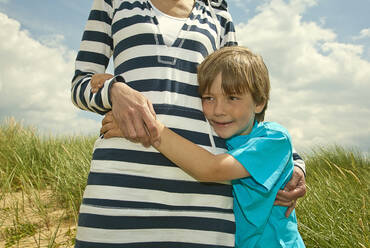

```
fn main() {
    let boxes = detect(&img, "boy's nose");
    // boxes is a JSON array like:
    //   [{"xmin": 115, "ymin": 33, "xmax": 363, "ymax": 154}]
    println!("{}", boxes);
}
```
[{"xmin": 213, "ymin": 100, "xmax": 226, "ymax": 116}]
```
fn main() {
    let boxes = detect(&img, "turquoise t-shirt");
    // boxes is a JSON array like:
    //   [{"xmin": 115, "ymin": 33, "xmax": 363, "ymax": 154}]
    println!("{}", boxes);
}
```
[{"xmin": 226, "ymin": 121, "xmax": 305, "ymax": 248}]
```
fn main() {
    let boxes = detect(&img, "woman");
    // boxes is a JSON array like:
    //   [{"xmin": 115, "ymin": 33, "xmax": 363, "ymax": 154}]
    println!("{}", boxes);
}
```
[{"xmin": 71, "ymin": 0, "xmax": 306, "ymax": 247}]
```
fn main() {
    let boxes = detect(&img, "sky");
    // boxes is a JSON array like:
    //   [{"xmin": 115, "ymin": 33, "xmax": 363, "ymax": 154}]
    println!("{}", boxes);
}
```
[{"xmin": 0, "ymin": 0, "xmax": 369, "ymax": 155}]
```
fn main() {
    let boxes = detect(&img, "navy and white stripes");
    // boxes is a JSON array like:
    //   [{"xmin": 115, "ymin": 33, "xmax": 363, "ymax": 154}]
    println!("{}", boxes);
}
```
[
  {"xmin": 72, "ymin": 1, "xmax": 237, "ymax": 247},
  {"xmin": 71, "ymin": 1, "xmax": 306, "ymax": 247}
]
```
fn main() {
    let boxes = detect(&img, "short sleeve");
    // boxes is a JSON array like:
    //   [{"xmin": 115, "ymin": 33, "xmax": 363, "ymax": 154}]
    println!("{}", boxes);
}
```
[{"xmin": 228, "ymin": 131, "xmax": 292, "ymax": 193}]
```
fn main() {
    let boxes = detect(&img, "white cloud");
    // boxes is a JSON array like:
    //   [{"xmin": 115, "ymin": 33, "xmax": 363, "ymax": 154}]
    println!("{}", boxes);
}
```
[
  {"xmin": 0, "ymin": 12, "xmax": 101, "ymax": 136},
  {"xmin": 0, "ymin": 0, "xmax": 9, "ymax": 4},
  {"xmin": 39, "ymin": 33, "xmax": 66, "ymax": 48},
  {"xmin": 353, "ymin": 28, "xmax": 370, "ymax": 40},
  {"xmin": 235, "ymin": 0, "xmax": 370, "ymax": 153}
]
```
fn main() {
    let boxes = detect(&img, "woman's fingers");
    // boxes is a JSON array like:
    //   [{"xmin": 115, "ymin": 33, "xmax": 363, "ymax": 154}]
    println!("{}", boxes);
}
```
[{"xmin": 91, "ymin": 73, "xmax": 114, "ymax": 93}]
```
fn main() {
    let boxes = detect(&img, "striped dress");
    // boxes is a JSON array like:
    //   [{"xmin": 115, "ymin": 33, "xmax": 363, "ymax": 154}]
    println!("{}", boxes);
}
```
[{"xmin": 71, "ymin": 0, "xmax": 238, "ymax": 247}]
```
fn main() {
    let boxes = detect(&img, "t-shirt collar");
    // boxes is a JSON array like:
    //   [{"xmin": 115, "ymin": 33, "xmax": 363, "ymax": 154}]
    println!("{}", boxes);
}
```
[{"xmin": 226, "ymin": 121, "xmax": 260, "ymax": 150}]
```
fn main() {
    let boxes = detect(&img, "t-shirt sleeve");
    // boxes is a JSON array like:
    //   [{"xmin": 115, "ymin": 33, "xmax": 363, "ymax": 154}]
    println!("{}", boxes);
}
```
[{"xmin": 227, "ymin": 131, "xmax": 292, "ymax": 193}]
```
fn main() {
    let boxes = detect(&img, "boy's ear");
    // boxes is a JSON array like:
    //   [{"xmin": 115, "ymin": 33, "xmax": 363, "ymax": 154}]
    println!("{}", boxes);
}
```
[{"xmin": 255, "ymin": 101, "xmax": 266, "ymax": 114}]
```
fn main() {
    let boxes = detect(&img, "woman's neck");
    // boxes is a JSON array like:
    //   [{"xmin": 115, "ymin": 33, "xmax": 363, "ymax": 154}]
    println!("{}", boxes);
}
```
[{"xmin": 150, "ymin": 0, "xmax": 195, "ymax": 18}]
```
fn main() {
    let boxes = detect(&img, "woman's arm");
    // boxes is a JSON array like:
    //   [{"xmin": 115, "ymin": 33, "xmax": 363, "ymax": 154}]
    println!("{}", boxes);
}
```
[
  {"xmin": 276, "ymin": 166, "xmax": 306, "ymax": 217},
  {"xmin": 71, "ymin": 0, "xmax": 114, "ymax": 115},
  {"xmin": 72, "ymin": 0, "xmax": 160, "ymax": 145},
  {"xmin": 276, "ymin": 147, "xmax": 306, "ymax": 217}
]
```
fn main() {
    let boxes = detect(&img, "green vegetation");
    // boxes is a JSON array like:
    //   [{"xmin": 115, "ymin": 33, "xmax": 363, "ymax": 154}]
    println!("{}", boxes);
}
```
[
  {"xmin": 298, "ymin": 146, "xmax": 369, "ymax": 247},
  {"xmin": 0, "ymin": 118, "xmax": 369, "ymax": 247},
  {"xmin": 0, "ymin": 118, "xmax": 95, "ymax": 247}
]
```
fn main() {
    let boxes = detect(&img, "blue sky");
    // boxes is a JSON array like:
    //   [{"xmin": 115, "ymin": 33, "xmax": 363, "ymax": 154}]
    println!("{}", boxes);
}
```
[{"xmin": 0, "ymin": 0, "xmax": 369, "ymax": 154}]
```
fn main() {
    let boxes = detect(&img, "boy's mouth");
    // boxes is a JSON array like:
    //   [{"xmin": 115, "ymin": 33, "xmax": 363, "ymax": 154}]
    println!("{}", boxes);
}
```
[{"xmin": 210, "ymin": 120, "xmax": 234, "ymax": 128}]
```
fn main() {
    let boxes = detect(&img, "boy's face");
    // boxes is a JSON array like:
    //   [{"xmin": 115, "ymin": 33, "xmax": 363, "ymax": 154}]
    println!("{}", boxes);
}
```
[{"xmin": 201, "ymin": 72, "xmax": 264, "ymax": 139}]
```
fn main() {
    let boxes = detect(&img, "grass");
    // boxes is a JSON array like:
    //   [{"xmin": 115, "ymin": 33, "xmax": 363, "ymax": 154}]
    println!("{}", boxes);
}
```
[
  {"xmin": 297, "ymin": 146, "xmax": 369, "ymax": 247},
  {"xmin": 0, "ymin": 118, "xmax": 95, "ymax": 247},
  {"xmin": 0, "ymin": 118, "xmax": 369, "ymax": 247}
]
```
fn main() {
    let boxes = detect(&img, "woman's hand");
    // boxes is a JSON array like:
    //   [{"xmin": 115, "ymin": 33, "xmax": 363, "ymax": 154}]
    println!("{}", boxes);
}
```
[
  {"xmin": 101, "ymin": 111, "xmax": 163, "ymax": 149},
  {"xmin": 275, "ymin": 167, "xmax": 306, "ymax": 217},
  {"xmin": 109, "ymin": 83, "xmax": 160, "ymax": 147},
  {"xmin": 91, "ymin": 73, "xmax": 114, "ymax": 93}
]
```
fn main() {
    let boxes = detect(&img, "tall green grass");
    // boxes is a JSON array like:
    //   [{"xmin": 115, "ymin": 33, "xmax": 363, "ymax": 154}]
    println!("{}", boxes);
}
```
[
  {"xmin": 0, "ymin": 118, "xmax": 369, "ymax": 247},
  {"xmin": 0, "ymin": 118, "xmax": 96, "ymax": 247},
  {"xmin": 297, "ymin": 146, "xmax": 369, "ymax": 247},
  {"xmin": 0, "ymin": 118, "xmax": 95, "ymax": 217}
]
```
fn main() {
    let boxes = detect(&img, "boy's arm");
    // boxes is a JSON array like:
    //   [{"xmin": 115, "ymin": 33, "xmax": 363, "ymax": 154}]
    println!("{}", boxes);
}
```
[
  {"xmin": 153, "ymin": 124, "xmax": 250, "ymax": 182},
  {"xmin": 100, "ymin": 114, "xmax": 248, "ymax": 181}
]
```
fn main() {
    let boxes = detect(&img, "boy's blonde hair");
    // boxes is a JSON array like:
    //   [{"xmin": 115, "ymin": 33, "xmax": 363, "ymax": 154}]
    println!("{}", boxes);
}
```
[{"xmin": 197, "ymin": 46, "xmax": 270, "ymax": 122}]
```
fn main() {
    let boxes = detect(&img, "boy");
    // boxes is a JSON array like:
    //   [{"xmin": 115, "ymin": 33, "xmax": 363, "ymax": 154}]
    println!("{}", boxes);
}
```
[{"xmin": 96, "ymin": 46, "xmax": 305, "ymax": 247}]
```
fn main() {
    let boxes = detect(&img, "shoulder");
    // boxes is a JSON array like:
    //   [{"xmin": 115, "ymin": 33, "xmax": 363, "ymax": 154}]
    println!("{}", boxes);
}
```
[
  {"xmin": 227, "ymin": 122, "xmax": 291, "ymax": 152},
  {"xmin": 196, "ymin": 0, "xmax": 233, "ymax": 22},
  {"xmin": 198, "ymin": 0, "xmax": 229, "ymax": 11},
  {"xmin": 257, "ymin": 122, "xmax": 292, "ymax": 143}
]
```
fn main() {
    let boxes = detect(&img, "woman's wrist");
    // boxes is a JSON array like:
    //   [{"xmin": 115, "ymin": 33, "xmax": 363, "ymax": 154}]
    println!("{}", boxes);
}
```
[{"xmin": 110, "ymin": 82, "xmax": 127, "ymax": 103}]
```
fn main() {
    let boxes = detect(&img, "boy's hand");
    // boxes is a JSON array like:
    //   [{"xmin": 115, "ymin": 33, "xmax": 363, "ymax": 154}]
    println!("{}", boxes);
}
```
[
  {"xmin": 100, "ymin": 111, "xmax": 124, "ymax": 139},
  {"xmin": 100, "ymin": 111, "xmax": 162, "ymax": 148},
  {"xmin": 91, "ymin": 73, "xmax": 114, "ymax": 93},
  {"xmin": 274, "ymin": 167, "xmax": 306, "ymax": 217}
]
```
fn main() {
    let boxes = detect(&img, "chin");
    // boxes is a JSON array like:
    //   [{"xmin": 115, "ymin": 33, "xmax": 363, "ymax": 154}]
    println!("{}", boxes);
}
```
[
  {"xmin": 212, "ymin": 126, "xmax": 236, "ymax": 139},
  {"xmin": 215, "ymin": 132, "xmax": 232, "ymax": 139}
]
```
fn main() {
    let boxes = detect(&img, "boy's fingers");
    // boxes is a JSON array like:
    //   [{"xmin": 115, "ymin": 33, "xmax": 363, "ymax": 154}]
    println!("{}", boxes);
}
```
[
  {"xmin": 100, "ymin": 122, "xmax": 114, "ymax": 135},
  {"xmin": 104, "ymin": 129, "xmax": 123, "ymax": 139},
  {"xmin": 102, "ymin": 114, "xmax": 113, "ymax": 125},
  {"xmin": 101, "ymin": 113, "xmax": 118, "ymax": 135}
]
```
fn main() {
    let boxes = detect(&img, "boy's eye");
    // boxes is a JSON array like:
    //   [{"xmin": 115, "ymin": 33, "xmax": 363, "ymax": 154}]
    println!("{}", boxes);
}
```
[
  {"xmin": 201, "ymin": 96, "xmax": 214, "ymax": 101},
  {"xmin": 228, "ymin": 96, "xmax": 239, "ymax": 101}
]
